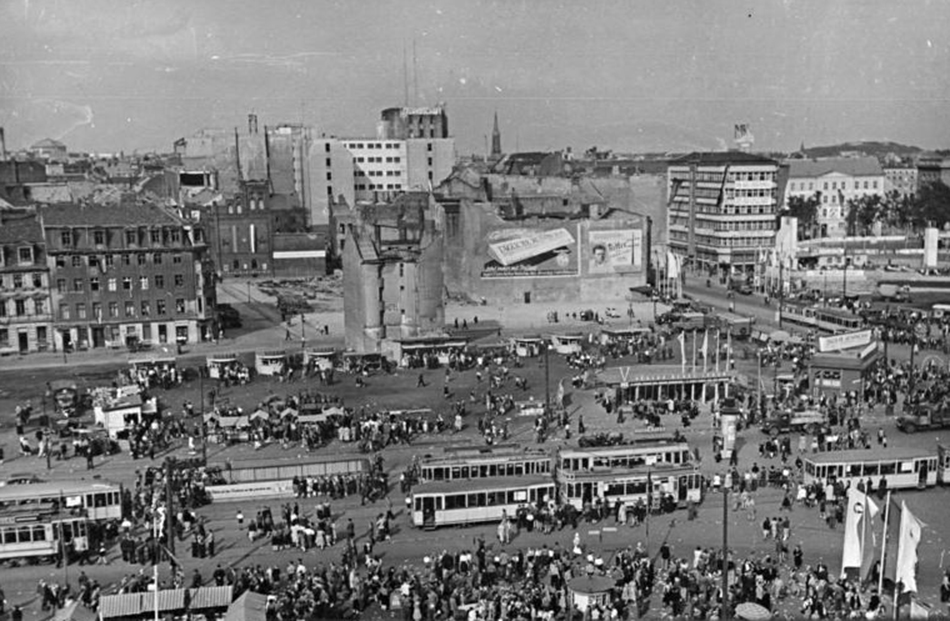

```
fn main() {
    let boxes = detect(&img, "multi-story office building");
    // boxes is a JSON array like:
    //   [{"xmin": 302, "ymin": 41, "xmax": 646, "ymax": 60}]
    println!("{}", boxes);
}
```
[
  {"xmin": 917, "ymin": 154, "xmax": 950, "ymax": 190},
  {"xmin": 39, "ymin": 203, "xmax": 216, "ymax": 351},
  {"xmin": 377, "ymin": 105, "xmax": 449, "ymax": 140},
  {"xmin": 0, "ymin": 211, "xmax": 52, "ymax": 353},
  {"xmin": 667, "ymin": 152, "xmax": 779, "ymax": 276},
  {"xmin": 783, "ymin": 157, "xmax": 884, "ymax": 238},
  {"xmin": 338, "ymin": 138, "xmax": 455, "ymax": 203},
  {"xmin": 883, "ymin": 166, "xmax": 918, "ymax": 198}
]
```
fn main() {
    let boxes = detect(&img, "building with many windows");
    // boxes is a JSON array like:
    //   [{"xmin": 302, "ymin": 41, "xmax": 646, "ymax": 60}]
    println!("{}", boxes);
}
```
[
  {"xmin": 377, "ymin": 105, "xmax": 449, "ymax": 140},
  {"xmin": 917, "ymin": 153, "xmax": 950, "ymax": 190},
  {"xmin": 39, "ymin": 203, "xmax": 216, "ymax": 351},
  {"xmin": 783, "ymin": 157, "xmax": 884, "ymax": 238},
  {"xmin": 667, "ymin": 152, "xmax": 779, "ymax": 276},
  {"xmin": 883, "ymin": 165, "xmax": 918, "ymax": 198},
  {"xmin": 0, "ymin": 211, "xmax": 52, "ymax": 353},
  {"xmin": 338, "ymin": 138, "xmax": 455, "ymax": 203}
]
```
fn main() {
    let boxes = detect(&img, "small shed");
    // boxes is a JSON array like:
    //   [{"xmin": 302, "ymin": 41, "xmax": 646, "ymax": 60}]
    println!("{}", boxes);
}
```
[
  {"xmin": 207, "ymin": 353, "xmax": 240, "ymax": 379},
  {"xmin": 568, "ymin": 575, "xmax": 614, "ymax": 613},
  {"xmin": 550, "ymin": 333, "xmax": 584, "ymax": 355},
  {"xmin": 255, "ymin": 350, "xmax": 287, "ymax": 376}
]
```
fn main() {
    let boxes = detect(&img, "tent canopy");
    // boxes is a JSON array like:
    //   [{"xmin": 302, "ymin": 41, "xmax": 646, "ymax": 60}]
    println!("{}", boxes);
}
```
[{"xmin": 224, "ymin": 591, "xmax": 269, "ymax": 621}]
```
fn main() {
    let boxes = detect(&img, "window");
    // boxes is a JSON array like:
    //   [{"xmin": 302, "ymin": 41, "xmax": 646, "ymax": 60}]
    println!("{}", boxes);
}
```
[
  {"xmin": 56, "ymin": 278, "xmax": 66, "ymax": 294},
  {"xmin": 61, "ymin": 231, "xmax": 72, "ymax": 246},
  {"xmin": 18, "ymin": 247, "xmax": 32, "ymax": 263},
  {"xmin": 154, "ymin": 274, "xmax": 164, "ymax": 289},
  {"xmin": 91, "ymin": 302, "xmax": 101, "ymax": 320},
  {"xmin": 153, "ymin": 253, "xmax": 162, "ymax": 265},
  {"xmin": 55, "ymin": 256, "xmax": 65, "ymax": 268},
  {"xmin": 150, "ymin": 229, "xmax": 161, "ymax": 244},
  {"xmin": 35, "ymin": 299, "xmax": 44, "ymax": 315},
  {"xmin": 140, "ymin": 276, "xmax": 149, "ymax": 291},
  {"xmin": 61, "ymin": 304, "xmax": 70, "ymax": 320},
  {"xmin": 108, "ymin": 302, "xmax": 119, "ymax": 318},
  {"xmin": 873, "ymin": 180, "xmax": 878, "ymax": 189},
  {"xmin": 104, "ymin": 254, "xmax": 114, "ymax": 267},
  {"xmin": 122, "ymin": 277, "xmax": 132, "ymax": 291},
  {"xmin": 140, "ymin": 301, "xmax": 150, "ymax": 316},
  {"xmin": 326, "ymin": 172, "xmax": 332, "ymax": 181},
  {"xmin": 12, "ymin": 274, "xmax": 22, "ymax": 289},
  {"xmin": 107, "ymin": 278, "xmax": 117, "ymax": 292},
  {"xmin": 156, "ymin": 299, "xmax": 166, "ymax": 316},
  {"xmin": 427, "ymin": 157, "xmax": 433, "ymax": 166},
  {"xmin": 94, "ymin": 230, "xmax": 105, "ymax": 245},
  {"xmin": 137, "ymin": 253, "xmax": 147, "ymax": 265},
  {"xmin": 125, "ymin": 229, "xmax": 137, "ymax": 245},
  {"xmin": 174, "ymin": 274, "xmax": 184, "ymax": 288},
  {"xmin": 122, "ymin": 254, "xmax": 131, "ymax": 266},
  {"xmin": 124, "ymin": 301, "xmax": 134, "ymax": 317},
  {"xmin": 76, "ymin": 303, "xmax": 87, "ymax": 319},
  {"xmin": 172, "ymin": 255, "xmax": 182, "ymax": 264},
  {"xmin": 427, "ymin": 143, "xmax": 433, "ymax": 152},
  {"xmin": 14, "ymin": 300, "xmax": 25, "ymax": 316},
  {"xmin": 72, "ymin": 279, "xmax": 84, "ymax": 293},
  {"xmin": 175, "ymin": 298, "xmax": 186, "ymax": 313},
  {"xmin": 31, "ymin": 273, "xmax": 41, "ymax": 288},
  {"xmin": 169, "ymin": 230, "xmax": 181, "ymax": 244},
  {"xmin": 72, "ymin": 256, "xmax": 82, "ymax": 267},
  {"xmin": 88, "ymin": 255, "xmax": 99, "ymax": 269},
  {"xmin": 90, "ymin": 277, "xmax": 100, "ymax": 292}
]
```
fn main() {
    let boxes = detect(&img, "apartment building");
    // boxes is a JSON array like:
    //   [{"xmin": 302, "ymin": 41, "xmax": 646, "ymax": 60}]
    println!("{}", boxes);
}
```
[
  {"xmin": 0, "ymin": 211, "xmax": 53, "ymax": 353},
  {"xmin": 784, "ymin": 157, "xmax": 884, "ymax": 238}
]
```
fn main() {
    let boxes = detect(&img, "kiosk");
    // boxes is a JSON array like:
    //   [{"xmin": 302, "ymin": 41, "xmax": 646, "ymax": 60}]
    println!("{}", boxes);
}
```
[
  {"xmin": 808, "ymin": 333, "xmax": 879, "ymax": 399},
  {"xmin": 255, "ymin": 351, "xmax": 287, "ymax": 376},
  {"xmin": 207, "ymin": 353, "xmax": 240, "ymax": 379},
  {"xmin": 511, "ymin": 336, "xmax": 544, "ymax": 358},
  {"xmin": 568, "ymin": 576, "xmax": 614, "ymax": 613},
  {"xmin": 550, "ymin": 334, "xmax": 584, "ymax": 355},
  {"xmin": 303, "ymin": 349, "xmax": 337, "ymax": 371},
  {"xmin": 92, "ymin": 385, "xmax": 159, "ymax": 438},
  {"xmin": 600, "ymin": 327, "xmax": 650, "ymax": 347}
]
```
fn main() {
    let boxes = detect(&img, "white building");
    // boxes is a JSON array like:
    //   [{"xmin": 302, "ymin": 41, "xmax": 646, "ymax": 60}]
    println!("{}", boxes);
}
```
[{"xmin": 784, "ymin": 157, "xmax": 884, "ymax": 238}]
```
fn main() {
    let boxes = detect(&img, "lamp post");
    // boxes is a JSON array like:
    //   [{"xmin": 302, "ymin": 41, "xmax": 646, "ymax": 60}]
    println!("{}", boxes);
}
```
[
  {"xmin": 198, "ymin": 372, "xmax": 207, "ymax": 464},
  {"xmin": 544, "ymin": 343, "xmax": 551, "ymax": 421},
  {"xmin": 722, "ymin": 486, "xmax": 730, "ymax": 620}
]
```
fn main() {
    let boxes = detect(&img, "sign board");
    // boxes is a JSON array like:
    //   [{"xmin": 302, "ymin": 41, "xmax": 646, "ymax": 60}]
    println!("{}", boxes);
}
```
[
  {"xmin": 817, "ymin": 329, "xmax": 873, "ymax": 353},
  {"xmin": 205, "ymin": 480, "xmax": 295, "ymax": 502}
]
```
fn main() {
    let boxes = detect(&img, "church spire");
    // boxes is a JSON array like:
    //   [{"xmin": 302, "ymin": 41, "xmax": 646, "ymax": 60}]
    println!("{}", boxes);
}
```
[{"xmin": 491, "ymin": 111, "xmax": 502, "ymax": 159}]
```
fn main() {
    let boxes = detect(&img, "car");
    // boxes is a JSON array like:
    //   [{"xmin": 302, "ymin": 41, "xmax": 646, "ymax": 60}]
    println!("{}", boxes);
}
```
[
  {"xmin": 734, "ymin": 283, "xmax": 754, "ymax": 295},
  {"xmin": 0, "ymin": 473, "xmax": 46, "ymax": 487}
]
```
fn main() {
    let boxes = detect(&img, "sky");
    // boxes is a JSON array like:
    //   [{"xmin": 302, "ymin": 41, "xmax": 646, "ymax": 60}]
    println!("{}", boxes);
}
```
[{"xmin": 1, "ymin": 0, "xmax": 949, "ymax": 156}]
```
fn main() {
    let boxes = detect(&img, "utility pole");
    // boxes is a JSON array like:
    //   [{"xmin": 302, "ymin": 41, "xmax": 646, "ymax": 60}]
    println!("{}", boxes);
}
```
[
  {"xmin": 199, "ymin": 372, "xmax": 207, "ymax": 464},
  {"xmin": 165, "ymin": 458, "xmax": 176, "ymax": 556},
  {"xmin": 544, "ymin": 343, "xmax": 551, "ymax": 421},
  {"xmin": 721, "ymin": 486, "xmax": 729, "ymax": 620},
  {"xmin": 777, "ymin": 258, "xmax": 785, "ymax": 328}
]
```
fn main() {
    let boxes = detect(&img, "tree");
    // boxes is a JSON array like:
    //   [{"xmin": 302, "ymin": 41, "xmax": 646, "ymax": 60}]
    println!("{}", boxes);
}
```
[
  {"xmin": 911, "ymin": 181, "xmax": 950, "ymax": 230},
  {"xmin": 845, "ymin": 195, "xmax": 883, "ymax": 236},
  {"xmin": 786, "ymin": 193, "xmax": 820, "ymax": 239}
]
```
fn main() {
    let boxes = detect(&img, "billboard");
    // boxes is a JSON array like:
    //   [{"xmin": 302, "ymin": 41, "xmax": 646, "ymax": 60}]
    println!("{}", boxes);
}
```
[
  {"xmin": 481, "ymin": 226, "xmax": 579, "ymax": 279},
  {"xmin": 588, "ymin": 229, "xmax": 643, "ymax": 274}
]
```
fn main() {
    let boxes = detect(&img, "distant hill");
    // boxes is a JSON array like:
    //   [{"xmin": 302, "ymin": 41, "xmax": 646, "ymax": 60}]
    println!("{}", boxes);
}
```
[{"xmin": 800, "ymin": 141, "xmax": 923, "ymax": 160}]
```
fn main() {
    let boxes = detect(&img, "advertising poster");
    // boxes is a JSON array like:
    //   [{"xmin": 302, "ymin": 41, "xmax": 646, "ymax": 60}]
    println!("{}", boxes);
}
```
[
  {"xmin": 481, "ymin": 226, "xmax": 579, "ymax": 278},
  {"xmin": 588, "ymin": 229, "xmax": 643, "ymax": 274}
]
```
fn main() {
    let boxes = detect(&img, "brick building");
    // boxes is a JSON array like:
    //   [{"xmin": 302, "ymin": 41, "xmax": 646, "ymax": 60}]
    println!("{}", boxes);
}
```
[
  {"xmin": 39, "ymin": 203, "xmax": 216, "ymax": 351},
  {"xmin": 0, "ymin": 211, "xmax": 53, "ymax": 353}
]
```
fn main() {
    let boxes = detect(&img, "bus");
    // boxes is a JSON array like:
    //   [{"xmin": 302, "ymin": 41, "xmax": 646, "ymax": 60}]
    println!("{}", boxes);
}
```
[
  {"xmin": 411, "ymin": 476, "xmax": 556, "ymax": 529},
  {"xmin": 0, "ymin": 481, "xmax": 123, "ymax": 522},
  {"xmin": 418, "ymin": 447, "xmax": 553, "ymax": 482},
  {"xmin": 0, "ymin": 507, "xmax": 88, "ymax": 561},
  {"xmin": 803, "ymin": 448, "xmax": 938, "ymax": 490},
  {"xmin": 559, "ymin": 438, "xmax": 693, "ymax": 473},
  {"xmin": 559, "ymin": 464, "xmax": 703, "ymax": 511}
]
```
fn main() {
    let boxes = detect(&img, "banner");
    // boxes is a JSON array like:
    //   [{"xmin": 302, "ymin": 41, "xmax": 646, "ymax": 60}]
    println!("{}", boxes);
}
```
[
  {"xmin": 677, "ymin": 332, "xmax": 686, "ymax": 372},
  {"xmin": 841, "ymin": 487, "xmax": 880, "ymax": 578},
  {"xmin": 896, "ymin": 500, "xmax": 923, "ymax": 593},
  {"xmin": 482, "ymin": 226, "xmax": 579, "ymax": 279}
]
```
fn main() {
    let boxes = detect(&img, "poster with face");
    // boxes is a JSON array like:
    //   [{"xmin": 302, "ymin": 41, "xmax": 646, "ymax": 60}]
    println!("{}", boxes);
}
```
[{"xmin": 588, "ymin": 229, "xmax": 643, "ymax": 274}]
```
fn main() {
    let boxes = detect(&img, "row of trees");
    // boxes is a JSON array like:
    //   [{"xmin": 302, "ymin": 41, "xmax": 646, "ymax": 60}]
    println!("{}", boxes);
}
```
[{"xmin": 786, "ymin": 182, "xmax": 950, "ymax": 239}]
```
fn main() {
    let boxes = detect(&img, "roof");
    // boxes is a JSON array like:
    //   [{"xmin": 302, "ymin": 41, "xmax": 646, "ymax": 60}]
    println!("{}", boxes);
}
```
[
  {"xmin": 788, "ymin": 157, "xmax": 883, "ymax": 178},
  {"xmin": 0, "ymin": 480, "xmax": 119, "ymax": 501},
  {"xmin": 224, "ymin": 591, "xmax": 269, "ymax": 621},
  {"xmin": 411, "ymin": 475, "xmax": 555, "ymax": 495},
  {"xmin": 669, "ymin": 152, "xmax": 777, "ymax": 166},
  {"xmin": 560, "ymin": 437, "xmax": 689, "ymax": 456},
  {"xmin": 99, "ymin": 587, "xmax": 233, "ymax": 619},
  {"xmin": 805, "ymin": 447, "xmax": 935, "ymax": 464},
  {"xmin": 0, "ymin": 213, "xmax": 43, "ymax": 243},
  {"xmin": 31, "ymin": 138, "xmax": 66, "ymax": 149},
  {"xmin": 39, "ymin": 202, "xmax": 184, "ymax": 227}
]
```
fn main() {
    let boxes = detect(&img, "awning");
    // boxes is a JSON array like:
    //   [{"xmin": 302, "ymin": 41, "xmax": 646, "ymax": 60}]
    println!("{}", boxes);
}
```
[
  {"xmin": 280, "ymin": 407, "xmax": 298, "ymax": 418},
  {"xmin": 250, "ymin": 409, "xmax": 270, "ymax": 421},
  {"xmin": 224, "ymin": 591, "xmax": 269, "ymax": 621}
]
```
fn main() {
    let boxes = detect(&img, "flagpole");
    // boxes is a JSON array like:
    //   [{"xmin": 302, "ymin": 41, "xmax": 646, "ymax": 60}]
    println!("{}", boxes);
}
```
[
  {"xmin": 861, "ymin": 491, "xmax": 868, "ymax": 581},
  {"xmin": 878, "ymin": 491, "xmax": 891, "ymax": 597},
  {"xmin": 692, "ymin": 330, "xmax": 697, "ymax": 372}
]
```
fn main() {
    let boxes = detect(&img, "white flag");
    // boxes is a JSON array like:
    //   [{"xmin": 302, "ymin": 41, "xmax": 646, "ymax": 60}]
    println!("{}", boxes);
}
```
[
  {"xmin": 667, "ymin": 251, "xmax": 680, "ymax": 281},
  {"xmin": 699, "ymin": 330, "xmax": 709, "ymax": 362},
  {"xmin": 677, "ymin": 332, "xmax": 686, "ymax": 372},
  {"xmin": 841, "ymin": 487, "xmax": 880, "ymax": 577},
  {"xmin": 896, "ymin": 500, "xmax": 923, "ymax": 593}
]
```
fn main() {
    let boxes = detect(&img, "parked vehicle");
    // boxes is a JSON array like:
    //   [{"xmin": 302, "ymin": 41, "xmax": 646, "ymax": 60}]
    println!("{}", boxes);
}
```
[{"xmin": 896, "ymin": 405, "xmax": 950, "ymax": 434}]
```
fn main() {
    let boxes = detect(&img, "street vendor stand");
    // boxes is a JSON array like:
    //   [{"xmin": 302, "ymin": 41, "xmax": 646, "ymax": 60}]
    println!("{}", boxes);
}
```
[
  {"xmin": 511, "ymin": 336, "xmax": 544, "ymax": 358},
  {"xmin": 549, "ymin": 333, "xmax": 584, "ymax": 355},
  {"xmin": 808, "ymin": 331, "xmax": 879, "ymax": 399},
  {"xmin": 303, "ymin": 349, "xmax": 337, "ymax": 371},
  {"xmin": 93, "ymin": 385, "xmax": 159, "ymax": 438},
  {"xmin": 600, "ymin": 327, "xmax": 651, "ymax": 346},
  {"xmin": 254, "ymin": 350, "xmax": 287, "ymax": 376},
  {"xmin": 207, "ymin": 353, "xmax": 240, "ymax": 379},
  {"xmin": 129, "ymin": 356, "xmax": 177, "ymax": 375},
  {"xmin": 568, "ymin": 576, "xmax": 614, "ymax": 613}
]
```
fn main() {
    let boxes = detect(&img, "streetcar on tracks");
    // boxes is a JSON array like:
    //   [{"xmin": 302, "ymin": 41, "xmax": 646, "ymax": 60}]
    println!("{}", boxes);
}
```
[
  {"xmin": 779, "ymin": 301, "xmax": 864, "ymax": 334},
  {"xmin": 411, "ymin": 476, "xmax": 556, "ymax": 529},
  {"xmin": 0, "ymin": 481, "xmax": 122, "ymax": 522},
  {"xmin": 558, "ymin": 437, "xmax": 693, "ymax": 472},
  {"xmin": 802, "ymin": 448, "xmax": 939, "ymax": 490},
  {"xmin": 559, "ymin": 463, "xmax": 702, "ymax": 511},
  {"xmin": 0, "ymin": 506, "xmax": 89, "ymax": 562}
]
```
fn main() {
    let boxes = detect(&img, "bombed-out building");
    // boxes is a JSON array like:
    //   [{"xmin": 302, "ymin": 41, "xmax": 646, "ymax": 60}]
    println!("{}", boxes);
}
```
[{"xmin": 343, "ymin": 192, "xmax": 444, "ymax": 355}]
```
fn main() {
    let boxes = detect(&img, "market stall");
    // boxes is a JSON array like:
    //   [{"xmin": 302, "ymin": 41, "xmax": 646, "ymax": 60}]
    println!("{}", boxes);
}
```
[
  {"xmin": 391, "ymin": 336, "xmax": 468, "ymax": 369},
  {"xmin": 254, "ymin": 350, "xmax": 287, "ymax": 376},
  {"xmin": 303, "ymin": 349, "xmax": 337, "ymax": 371},
  {"xmin": 92, "ymin": 385, "xmax": 159, "ymax": 438},
  {"xmin": 128, "ymin": 357, "xmax": 178, "ymax": 388},
  {"xmin": 207, "ymin": 353, "xmax": 240, "ymax": 379},
  {"xmin": 599, "ymin": 327, "xmax": 651, "ymax": 347}
]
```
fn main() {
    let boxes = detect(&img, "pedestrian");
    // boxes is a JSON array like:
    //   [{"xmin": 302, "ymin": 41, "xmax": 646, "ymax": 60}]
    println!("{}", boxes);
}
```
[{"xmin": 417, "ymin": 374, "xmax": 425, "ymax": 388}]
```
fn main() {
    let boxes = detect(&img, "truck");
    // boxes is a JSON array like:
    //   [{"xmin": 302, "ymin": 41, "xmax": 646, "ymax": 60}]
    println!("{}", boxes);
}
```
[
  {"xmin": 895, "ymin": 405, "xmax": 950, "ymax": 433},
  {"xmin": 761, "ymin": 408, "xmax": 828, "ymax": 437},
  {"xmin": 716, "ymin": 312, "xmax": 755, "ymax": 339}
]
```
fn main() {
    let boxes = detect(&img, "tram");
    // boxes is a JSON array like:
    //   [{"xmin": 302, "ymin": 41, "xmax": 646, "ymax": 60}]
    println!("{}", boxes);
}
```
[
  {"xmin": 779, "ymin": 301, "xmax": 864, "ymax": 333},
  {"xmin": 558, "ymin": 438, "xmax": 692, "ymax": 473},
  {"xmin": 559, "ymin": 464, "xmax": 702, "ymax": 511},
  {"xmin": 802, "ymin": 448, "xmax": 939, "ymax": 490},
  {"xmin": 0, "ymin": 506, "xmax": 89, "ymax": 561},
  {"xmin": 0, "ymin": 481, "xmax": 122, "ymax": 522},
  {"xmin": 418, "ymin": 447, "xmax": 552, "ymax": 482},
  {"xmin": 410, "ymin": 476, "xmax": 556, "ymax": 528}
]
